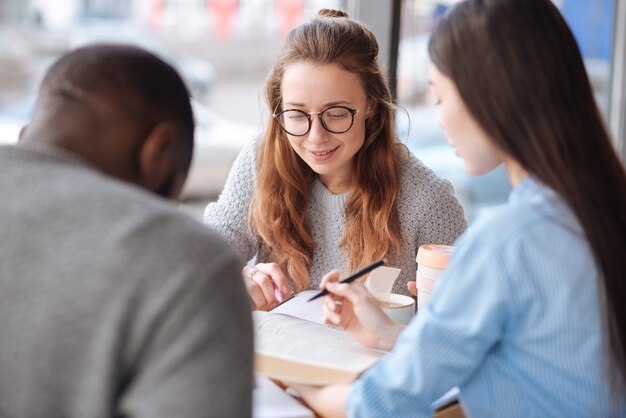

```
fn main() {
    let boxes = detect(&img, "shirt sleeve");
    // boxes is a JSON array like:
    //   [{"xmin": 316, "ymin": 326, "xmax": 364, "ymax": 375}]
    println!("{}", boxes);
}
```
[
  {"xmin": 347, "ymin": 229, "xmax": 513, "ymax": 417},
  {"xmin": 203, "ymin": 140, "xmax": 259, "ymax": 261}
]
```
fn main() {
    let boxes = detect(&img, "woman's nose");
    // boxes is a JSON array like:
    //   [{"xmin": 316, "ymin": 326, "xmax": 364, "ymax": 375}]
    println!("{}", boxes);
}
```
[{"xmin": 306, "ymin": 116, "xmax": 329, "ymax": 143}]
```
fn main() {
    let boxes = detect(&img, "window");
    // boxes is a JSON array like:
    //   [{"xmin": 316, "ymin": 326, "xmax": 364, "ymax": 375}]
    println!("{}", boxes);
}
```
[
  {"xmin": 0, "ymin": 0, "xmax": 344, "ymax": 205},
  {"xmin": 394, "ymin": 0, "xmax": 617, "ymax": 220}
]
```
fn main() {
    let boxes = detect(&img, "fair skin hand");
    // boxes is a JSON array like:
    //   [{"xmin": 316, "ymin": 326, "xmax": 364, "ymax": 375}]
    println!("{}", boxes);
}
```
[
  {"xmin": 285, "ymin": 272, "xmax": 404, "ymax": 416},
  {"xmin": 407, "ymin": 280, "xmax": 418, "ymax": 296},
  {"xmin": 241, "ymin": 263, "xmax": 293, "ymax": 311},
  {"xmin": 287, "ymin": 383, "xmax": 351, "ymax": 418},
  {"xmin": 320, "ymin": 270, "xmax": 405, "ymax": 351}
]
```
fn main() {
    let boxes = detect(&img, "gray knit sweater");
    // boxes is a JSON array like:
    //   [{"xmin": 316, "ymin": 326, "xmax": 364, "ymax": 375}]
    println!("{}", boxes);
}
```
[
  {"xmin": 204, "ymin": 141, "xmax": 467, "ymax": 296},
  {"xmin": 0, "ymin": 144, "xmax": 253, "ymax": 418}
]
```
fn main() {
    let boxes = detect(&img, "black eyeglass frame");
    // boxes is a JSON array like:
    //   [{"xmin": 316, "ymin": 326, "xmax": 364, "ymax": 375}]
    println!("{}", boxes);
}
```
[{"xmin": 273, "ymin": 106, "xmax": 360, "ymax": 137}]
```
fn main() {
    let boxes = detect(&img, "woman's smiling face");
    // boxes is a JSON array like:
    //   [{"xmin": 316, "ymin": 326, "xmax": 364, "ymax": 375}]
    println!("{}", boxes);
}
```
[{"xmin": 280, "ymin": 61, "xmax": 372, "ymax": 194}]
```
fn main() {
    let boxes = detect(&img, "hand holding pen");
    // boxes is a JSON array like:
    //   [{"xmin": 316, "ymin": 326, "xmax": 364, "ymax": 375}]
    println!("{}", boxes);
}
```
[
  {"xmin": 242, "ymin": 263, "xmax": 293, "ymax": 310},
  {"xmin": 316, "ymin": 260, "xmax": 404, "ymax": 351},
  {"xmin": 307, "ymin": 259, "xmax": 386, "ymax": 301}
]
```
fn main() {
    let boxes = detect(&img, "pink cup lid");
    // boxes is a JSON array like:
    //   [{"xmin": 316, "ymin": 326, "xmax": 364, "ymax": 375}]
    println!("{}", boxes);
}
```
[{"xmin": 416, "ymin": 244, "xmax": 454, "ymax": 269}]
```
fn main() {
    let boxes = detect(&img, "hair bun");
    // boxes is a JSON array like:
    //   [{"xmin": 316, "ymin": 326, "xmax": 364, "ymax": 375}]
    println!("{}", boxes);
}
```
[{"xmin": 318, "ymin": 9, "xmax": 349, "ymax": 18}]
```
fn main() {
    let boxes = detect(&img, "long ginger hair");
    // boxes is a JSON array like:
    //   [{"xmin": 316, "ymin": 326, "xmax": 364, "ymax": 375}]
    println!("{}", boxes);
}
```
[
  {"xmin": 251, "ymin": 9, "xmax": 405, "ymax": 290},
  {"xmin": 429, "ymin": 0, "xmax": 626, "ymax": 396}
]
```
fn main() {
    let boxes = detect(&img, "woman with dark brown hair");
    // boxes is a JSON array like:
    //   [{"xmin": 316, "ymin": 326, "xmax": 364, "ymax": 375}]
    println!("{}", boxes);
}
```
[
  {"xmin": 288, "ymin": 0, "xmax": 626, "ymax": 416},
  {"xmin": 204, "ymin": 9, "xmax": 466, "ymax": 310}
]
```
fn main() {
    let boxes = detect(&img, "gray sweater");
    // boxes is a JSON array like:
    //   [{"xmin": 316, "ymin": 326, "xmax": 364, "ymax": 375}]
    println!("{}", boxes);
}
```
[
  {"xmin": 0, "ymin": 144, "xmax": 253, "ymax": 418},
  {"xmin": 204, "ymin": 141, "xmax": 466, "ymax": 296}
]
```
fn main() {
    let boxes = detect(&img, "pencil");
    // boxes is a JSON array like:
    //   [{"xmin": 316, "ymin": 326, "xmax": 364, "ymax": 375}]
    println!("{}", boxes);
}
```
[{"xmin": 307, "ymin": 259, "xmax": 386, "ymax": 302}]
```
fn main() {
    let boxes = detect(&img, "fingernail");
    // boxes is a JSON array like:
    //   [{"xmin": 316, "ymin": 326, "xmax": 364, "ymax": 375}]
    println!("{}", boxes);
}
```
[{"xmin": 274, "ymin": 287, "xmax": 284, "ymax": 303}]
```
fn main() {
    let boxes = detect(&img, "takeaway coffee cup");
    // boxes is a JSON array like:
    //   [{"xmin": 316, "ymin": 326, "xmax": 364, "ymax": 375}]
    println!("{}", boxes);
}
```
[
  {"xmin": 379, "ymin": 294, "xmax": 416, "ymax": 325},
  {"xmin": 415, "ymin": 244, "xmax": 454, "ymax": 310}
]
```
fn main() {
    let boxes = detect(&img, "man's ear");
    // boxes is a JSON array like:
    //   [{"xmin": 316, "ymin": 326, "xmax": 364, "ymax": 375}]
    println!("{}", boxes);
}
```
[
  {"xmin": 18, "ymin": 125, "xmax": 28, "ymax": 143},
  {"xmin": 137, "ymin": 122, "xmax": 178, "ymax": 195}
]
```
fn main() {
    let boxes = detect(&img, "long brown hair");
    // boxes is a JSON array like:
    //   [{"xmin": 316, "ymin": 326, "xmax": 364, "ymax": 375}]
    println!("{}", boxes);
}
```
[
  {"xmin": 429, "ymin": 0, "xmax": 626, "ymax": 394},
  {"xmin": 252, "ymin": 9, "xmax": 405, "ymax": 290}
]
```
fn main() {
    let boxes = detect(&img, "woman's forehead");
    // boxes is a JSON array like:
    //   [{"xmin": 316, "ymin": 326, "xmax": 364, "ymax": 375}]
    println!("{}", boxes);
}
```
[{"xmin": 281, "ymin": 62, "xmax": 367, "ymax": 107}]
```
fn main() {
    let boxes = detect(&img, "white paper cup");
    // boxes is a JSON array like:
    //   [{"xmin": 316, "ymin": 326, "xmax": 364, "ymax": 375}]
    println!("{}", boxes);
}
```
[
  {"xmin": 416, "ymin": 245, "xmax": 454, "ymax": 311},
  {"xmin": 379, "ymin": 294, "xmax": 416, "ymax": 325},
  {"xmin": 416, "ymin": 264, "xmax": 445, "ymax": 309}
]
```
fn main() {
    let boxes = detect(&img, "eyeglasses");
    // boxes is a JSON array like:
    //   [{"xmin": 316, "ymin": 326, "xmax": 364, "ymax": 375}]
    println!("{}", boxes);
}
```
[{"xmin": 273, "ymin": 106, "xmax": 360, "ymax": 137}]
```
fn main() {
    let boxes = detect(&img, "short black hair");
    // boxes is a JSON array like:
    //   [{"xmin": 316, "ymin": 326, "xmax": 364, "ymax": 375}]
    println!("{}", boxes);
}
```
[{"xmin": 41, "ymin": 43, "xmax": 194, "ymax": 150}]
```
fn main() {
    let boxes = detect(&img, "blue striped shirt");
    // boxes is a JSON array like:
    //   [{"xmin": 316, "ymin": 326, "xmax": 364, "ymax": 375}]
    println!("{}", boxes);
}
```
[{"xmin": 347, "ymin": 176, "xmax": 625, "ymax": 417}]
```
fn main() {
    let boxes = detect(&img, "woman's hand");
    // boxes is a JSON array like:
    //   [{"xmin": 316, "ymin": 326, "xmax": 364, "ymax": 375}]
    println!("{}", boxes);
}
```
[
  {"xmin": 407, "ymin": 281, "xmax": 418, "ymax": 296},
  {"xmin": 242, "ymin": 263, "xmax": 293, "ymax": 310},
  {"xmin": 320, "ymin": 270, "xmax": 404, "ymax": 351},
  {"xmin": 286, "ymin": 382, "xmax": 350, "ymax": 418}
]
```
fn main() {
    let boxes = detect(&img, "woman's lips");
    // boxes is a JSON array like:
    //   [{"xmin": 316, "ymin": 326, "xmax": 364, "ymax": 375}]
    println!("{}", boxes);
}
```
[{"xmin": 308, "ymin": 145, "xmax": 340, "ymax": 161}]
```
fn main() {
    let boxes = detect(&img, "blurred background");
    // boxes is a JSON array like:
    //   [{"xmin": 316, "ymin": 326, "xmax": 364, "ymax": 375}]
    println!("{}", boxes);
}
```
[{"xmin": 0, "ymin": 0, "xmax": 623, "ymax": 221}]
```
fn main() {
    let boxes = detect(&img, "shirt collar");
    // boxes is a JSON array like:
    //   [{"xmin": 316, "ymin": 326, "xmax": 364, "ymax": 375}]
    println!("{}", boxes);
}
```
[
  {"xmin": 508, "ymin": 175, "xmax": 561, "ymax": 207},
  {"xmin": 16, "ymin": 142, "xmax": 92, "ymax": 169}
]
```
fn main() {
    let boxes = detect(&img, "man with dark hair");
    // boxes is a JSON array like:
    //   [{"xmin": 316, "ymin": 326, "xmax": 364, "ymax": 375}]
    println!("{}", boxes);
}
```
[{"xmin": 0, "ymin": 44, "xmax": 253, "ymax": 418}]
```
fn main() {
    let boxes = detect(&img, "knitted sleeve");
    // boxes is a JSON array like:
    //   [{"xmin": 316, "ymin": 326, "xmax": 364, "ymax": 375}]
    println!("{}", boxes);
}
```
[
  {"xmin": 417, "ymin": 177, "xmax": 467, "ymax": 247},
  {"xmin": 399, "ymin": 153, "xmax": 467, "ymax": 248},
  {"xmin": 203, "ymin": 140, "xmax": 258, "ymax": 262}
]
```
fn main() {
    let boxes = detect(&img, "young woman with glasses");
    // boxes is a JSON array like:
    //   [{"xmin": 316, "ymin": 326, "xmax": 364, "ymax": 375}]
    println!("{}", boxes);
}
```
[
  {"xmin": 287, "ymin": 0, "xmax": 626, "ymax": 416},
  {"xmin": 204, "ymin": 9, "xmax": 466, "ymax": 310}
]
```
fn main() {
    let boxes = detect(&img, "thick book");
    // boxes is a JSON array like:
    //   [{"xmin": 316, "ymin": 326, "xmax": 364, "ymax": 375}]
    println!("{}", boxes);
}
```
[
  {"xmin": 253, "ymin": 290, "xmax": 387, "ymax": 385},
  {"xmin": 254, "ymin": 290, "xmax": 464, "ymax": 417}
]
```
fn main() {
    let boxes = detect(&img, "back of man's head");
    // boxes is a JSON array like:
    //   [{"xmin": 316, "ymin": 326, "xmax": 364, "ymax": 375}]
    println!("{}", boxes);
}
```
[
  {"xmin": 1, "ymin": 47, "xmax": 254, "ymax": 418},
  {"xmin": 23, "ymin": 44, "xmax": 195, "ymax": 198}
]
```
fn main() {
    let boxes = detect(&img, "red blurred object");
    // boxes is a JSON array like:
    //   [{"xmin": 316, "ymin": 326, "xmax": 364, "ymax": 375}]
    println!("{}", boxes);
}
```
[
  {"xmin": 276, "ymin": 0, "xmax": 305, "ymax": 36},
  {"xmin": 207, "ymin": 0, "xmax": 239, "ymax": 39},
  {"xmin": 148, "ymin": 0, "xmax": 165, "ymax": 30}
]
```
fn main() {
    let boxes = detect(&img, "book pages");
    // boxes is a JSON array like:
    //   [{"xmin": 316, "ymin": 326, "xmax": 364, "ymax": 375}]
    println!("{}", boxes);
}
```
[{"xmin": 253, "ymin": 311, "xmax": 386, "ymax": 384}]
